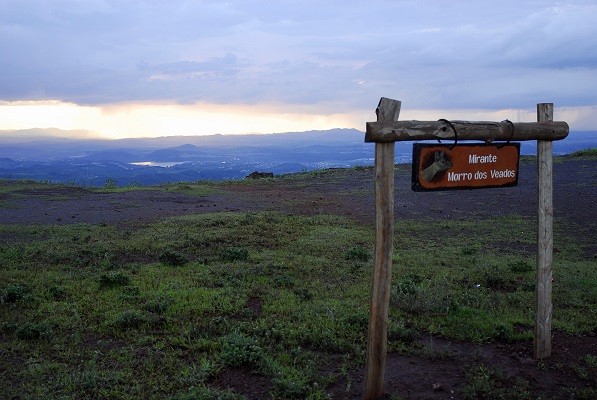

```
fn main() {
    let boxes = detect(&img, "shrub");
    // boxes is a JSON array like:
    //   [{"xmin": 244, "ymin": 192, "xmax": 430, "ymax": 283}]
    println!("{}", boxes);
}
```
[
  {"xmin": 345, "ymin": 246, "xmax": 370, "ymax": 262},
  {"xmin": 48, "ymin": 285, "xmax": 67, "ymax": 300},
  {"xmin": 220, "ymin": 331, "xmax": 264, "ymax": 367},
  {"xmin": 15, "ymin": 321, "xmax": 52, "ymax": 340},
  {"xmin": 117, "ymin": 285, "xmax": 141, "ymax": 303},
  {"xmin": 221, "ymin": 247, "xmax": 249, "ymax": 262},
  {"xmin": 98, "ymin": 271, "xmax": 131, "ymax": 289},
  {"xmin": 113, "ymin": 310, "xmax": 147, "ymax": 331},
  {"xmin": 509, "ymin": 260, "xmax": 533, "ymax": 273},
  {"xmin": 462, "ymin": 247, "xmax": 478, "ymax": 256},
  {"xmin": 388, "ymin": 324, "xmax": 418, "ymax": 344},
  {"xmin": 273, "ymin": 377, "xmax": 309, "ymax": 399},
  {"xmin": 104, "ymin": 178, "xmax": 117, "ymax": 189},
  {"xmin": 169, "ymin": 385, "xmax": 245, "ymax": 400},
  {"xmin": 391, "ymin": 278, "xmax": 454, "ymax": 315},
  {"xmin": 494, "ymin": 323, "xmax": 516, "ymax": 342},
  {"xmin": 1, "ymin": 322, "xmax": 17, "ymax": 335},
  {"xmin": 144, "ymin": 294, "xmax": 173, "ymax": 314},
  {"xmin": 159, "ymin": 249, "xmax": 188, "ymax": 267},
  {"xmin": 178, "ymin": 358, "xmax": 220, "ymax": 387},
  {"xmin": 394, "ymin": 275, "xmax": 421, "ymax": 295},
  {"xmin": 484, "ymin": 273, "xmax": 507, "ymax": 289},
  {"xmin": 344, "ymin": 311, "xmax": 369, "ymax": 330},
  {"xmin": 571, "ymin": 148, "xmax": 597, "ymax": 158},
  {"xmin": 294, "ymin": 288, "xmax": 313, "ymax": 301},
  {"xmin": 462, "ymin": 364, "xmax": 531, "ymax": 399},
  {"xmin": 274, "ymin": 275, "xmax": 295, "ymax": 288},
  {"xmin": 1, "ymin": 283, "xmax": 30, "ymax": 304}
]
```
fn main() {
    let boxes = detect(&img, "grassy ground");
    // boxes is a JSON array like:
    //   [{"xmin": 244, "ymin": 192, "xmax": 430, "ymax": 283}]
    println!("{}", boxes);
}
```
[{"xmin": 1, "ymin": 206, "xmax": 594, "ymax": 399}]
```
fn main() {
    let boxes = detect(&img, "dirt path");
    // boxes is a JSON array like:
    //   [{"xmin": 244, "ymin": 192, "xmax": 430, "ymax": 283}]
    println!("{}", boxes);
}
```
[
  {"xmin": 2, "ymin": 159, "xmax": 595, "ymax": 256},
  {"xmin": 1, "ymin": 159, "xmax": 595, "ymax": 228},
  {"xmin": 331, "ymin": 331, "xmax": 596, "ymax": 399}
]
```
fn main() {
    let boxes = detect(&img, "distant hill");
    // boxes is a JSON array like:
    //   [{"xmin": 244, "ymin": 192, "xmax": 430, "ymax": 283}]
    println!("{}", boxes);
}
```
[
  {"xmin": 174, "ymin": 144, "xmax": 202, "ymax": 152},
  {"xmin": 81, "ymin": 150, "xmax": 140, "ymax": 162},
  {"xmin": 0, "ymin": 128, "xmax": 594, "ymax": 187},
  {"xmin": 0, "ymin": 127, "xmax": 102, "ymax": 142}
]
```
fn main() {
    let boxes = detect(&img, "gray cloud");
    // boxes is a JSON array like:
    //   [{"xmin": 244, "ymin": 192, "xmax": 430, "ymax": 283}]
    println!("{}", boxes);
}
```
[{"xmin": 0, "ymin": 0, "xmax": 595, "ymax": 112}]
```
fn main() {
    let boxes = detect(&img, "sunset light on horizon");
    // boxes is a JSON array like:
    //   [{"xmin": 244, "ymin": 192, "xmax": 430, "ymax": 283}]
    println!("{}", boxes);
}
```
[
  {"xmin": 1, "ymin": 100, "xmax": 596, "ymax": 140},
  {"xmin": 1, "ymin": 1, "xmax": 596, "ymax": 139},
  {"xmin": 0, "ymin": 100, "xmax": 367, "ymax": 139}
]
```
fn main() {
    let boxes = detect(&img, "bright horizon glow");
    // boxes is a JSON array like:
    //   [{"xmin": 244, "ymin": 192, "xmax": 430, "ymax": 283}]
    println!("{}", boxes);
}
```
[
  {"xmin": 0, "ymin": 100, "xmax": 365, "ymax": 139},
  {"xmin": 2, "ymin": 1, "xmax": 596, "ymax": 139},
  {"xmin": 0, "ymin": 100, "xmax": 595, "ymax": 140}
]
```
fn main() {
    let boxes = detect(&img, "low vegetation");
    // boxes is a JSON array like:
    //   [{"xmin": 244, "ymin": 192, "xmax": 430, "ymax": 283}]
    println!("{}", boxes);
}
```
[
  {"xmin": 569, "ymin": 148, "xmax": 597, "ymax": 158},
  {"xmin": 0, "ymin": 169, "xmax": 595, "ymax": 399}
]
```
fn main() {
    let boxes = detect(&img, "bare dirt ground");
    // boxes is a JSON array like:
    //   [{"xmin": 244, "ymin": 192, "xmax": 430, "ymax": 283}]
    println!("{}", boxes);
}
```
[
  {"xmin": 2, "ymin": 159, "xmax": 595, "ymax": 257},
  {"xmin": 1, "ymin": 159, "xmax": 594, "ymax": 228},
  {"xmin": 1, "ymin": 157, "xmax": 595, "ymax": 399}
]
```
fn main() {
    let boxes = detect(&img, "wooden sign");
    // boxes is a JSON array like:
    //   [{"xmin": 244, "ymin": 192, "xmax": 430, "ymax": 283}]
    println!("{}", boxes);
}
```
[
  {"xmin": 412, "ymin": 143, "xmax": 520, "ymax": 191},
  {"xmin": 364, "ymin": 99, "xmax": 566, "ymax": 398}
]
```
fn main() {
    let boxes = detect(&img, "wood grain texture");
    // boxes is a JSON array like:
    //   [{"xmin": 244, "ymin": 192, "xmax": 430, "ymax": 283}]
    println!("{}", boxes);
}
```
[
  {"xmin": 363, "ymin": 98, "xmax": 399, "ymax": 400},
  {"xmin": 375, "ymin": 97, "xmax": 402, "ymax": 122},
  {"xmin": 365, "ymin": 120, "xmax": 569, "ymax": 143},
  {"xmin": 535, "ymin": 103, "xmax": 554, "ymax": 359}
]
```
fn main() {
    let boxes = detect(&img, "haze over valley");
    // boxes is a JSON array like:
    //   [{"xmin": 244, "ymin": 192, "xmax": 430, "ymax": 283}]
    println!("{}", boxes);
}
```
[{"xmin": 0, "ymin": 128, "xmax": 595, "ymax": 186}]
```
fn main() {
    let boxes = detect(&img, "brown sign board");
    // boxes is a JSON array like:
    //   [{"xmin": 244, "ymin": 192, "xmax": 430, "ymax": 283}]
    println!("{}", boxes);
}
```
[{"xmin": 412, "ymin": 143, "xmax": 520, "ymax": 191}]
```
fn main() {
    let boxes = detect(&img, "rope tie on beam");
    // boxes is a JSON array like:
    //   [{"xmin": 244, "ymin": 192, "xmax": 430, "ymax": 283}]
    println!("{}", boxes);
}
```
[
  {"xmin": 437, "ymin": 118, "xmax": 458, "ymax": 149},
  {"xmin": 498, "ymin": 119, "xmax": 515, "ymax": 148}
]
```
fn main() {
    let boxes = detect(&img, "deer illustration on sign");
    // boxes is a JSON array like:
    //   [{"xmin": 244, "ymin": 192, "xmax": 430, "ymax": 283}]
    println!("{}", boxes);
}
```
[{"xmin": 422, "ymin": 151, "xmax": 453, "ymax": 182}]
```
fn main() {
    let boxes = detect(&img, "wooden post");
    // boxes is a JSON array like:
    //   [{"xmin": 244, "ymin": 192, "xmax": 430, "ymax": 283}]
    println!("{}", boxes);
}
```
[
  {"xmin": 363, "ymin": 98, "xmax": 400, "ymax": 400},
  {"xmin": 535, "ymin": 103, "xmax": 554, "ymax": 359}
]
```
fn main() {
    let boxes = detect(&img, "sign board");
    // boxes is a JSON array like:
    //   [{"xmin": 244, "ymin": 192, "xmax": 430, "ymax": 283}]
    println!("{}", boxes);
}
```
[{"xmin": 412, "ymin": 143, "xmax": 520, "ymax": 191}]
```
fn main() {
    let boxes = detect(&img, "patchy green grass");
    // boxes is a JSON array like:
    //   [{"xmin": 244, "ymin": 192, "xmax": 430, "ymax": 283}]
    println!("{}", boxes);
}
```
[
  {"xmin": 0, "ymin": 179, "xmax": 59, "ymax": 193},
  {"xmin": 0, "ymin": 202, "xmax": 594, "ymax": 398},
  {"xmin": 462, "ymin": 364, "xmax": 533, "ymax": 399},
  {"xmin": 0, "ymin": 177, "xmax": 219, "ymax": 196},
  {"xmin": 94, "ymin": 181, "xmax": 219, "ymax": 196},
  {"xmin": 569, "ymin": 148, "xmax": 597, "ymax": 159}
]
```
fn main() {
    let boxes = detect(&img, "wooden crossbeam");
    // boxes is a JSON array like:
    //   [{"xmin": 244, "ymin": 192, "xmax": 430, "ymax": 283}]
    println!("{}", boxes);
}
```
[{"xmin": 366, "ymin": 120, "xmax": 569, "ymax": 143}]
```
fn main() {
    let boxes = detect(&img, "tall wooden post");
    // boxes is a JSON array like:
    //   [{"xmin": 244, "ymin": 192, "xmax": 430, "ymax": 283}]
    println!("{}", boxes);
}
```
[
  {"xmin": 535, "ymin": 103, "xmax": 554, "ymax": 359},
  {"xmin": 363, "ymin": 98, "xmax": 400, "ymax": 400}
]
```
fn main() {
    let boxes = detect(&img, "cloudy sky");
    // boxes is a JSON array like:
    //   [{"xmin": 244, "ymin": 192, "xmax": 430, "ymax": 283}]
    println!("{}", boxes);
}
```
[{"xmin": 1, "ymin": 0, "xmax": 596, "ymax": 139}]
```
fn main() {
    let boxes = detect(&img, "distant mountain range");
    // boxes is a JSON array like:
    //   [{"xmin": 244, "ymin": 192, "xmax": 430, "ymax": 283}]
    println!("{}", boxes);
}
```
[{"xmin": 0, "ymin": 128, "xmax": 595, "ymax": 187}]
